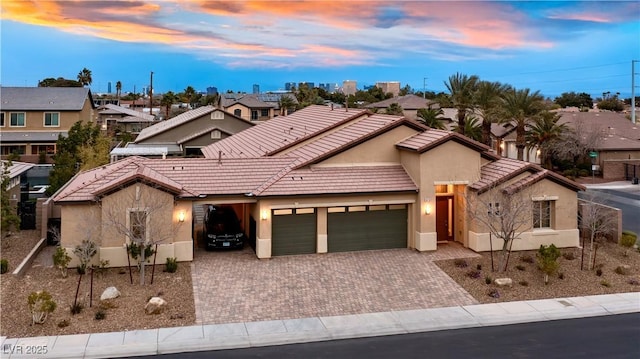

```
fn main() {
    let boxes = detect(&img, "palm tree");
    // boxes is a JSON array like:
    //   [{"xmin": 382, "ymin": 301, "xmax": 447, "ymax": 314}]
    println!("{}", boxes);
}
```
[
  {"xmin": 500, "ymin": 88, "xmax": 544, "ymax": 161},
  {"xmin": 115, "ymin": 81, "xmax": 122, "ymax": 101},
  {"xmin": 278, "ymin": 95, "xmax": 296, "ymax": 116},
  {"xmin": 161, "ymin": 91, "xmax": 177, "ymax": 119},
  {"xmin": 385, "ymin": 103, "xmax": 403, "ymax": 115},
  {"xmin": 452, "ymin": 116, "xmax": 482, "ymax": 142},
  {"xmin": 526, "ymin": 111, "xmax": 568, "ymax": 169},
  {"xmin": 77, "ymin": 68, "xmax": 92, "ymax": 87},
  {"xmin": 444, "ymin": 72, "xmax": 479, "ymax": 136},
  {"xmin": 474, "ymin": 81, "xmax": 509, "ymax": 146},
  {"xmin": 416, "ymin": 107, "xmax": 446, "ymax": 130},
  {"xmin": 181, "ymin": 86, "xmax": 197, "ymax": 108}
]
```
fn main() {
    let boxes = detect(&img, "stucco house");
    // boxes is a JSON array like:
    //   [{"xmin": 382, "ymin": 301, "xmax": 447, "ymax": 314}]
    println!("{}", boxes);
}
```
[
  {"xmin": 96, "ymin": 104, "xmax": 156, "ymax": 135},
  {"xmin": 53, "ymin": 105, "xmax": 584, "ymax": 267},
  {"xmin": 0, "ymin": 86, "xmax": 96, "ymax": 163},
  {"xmin": 366, "ymin": 95, "xmax": 439, "ymax": 120}
]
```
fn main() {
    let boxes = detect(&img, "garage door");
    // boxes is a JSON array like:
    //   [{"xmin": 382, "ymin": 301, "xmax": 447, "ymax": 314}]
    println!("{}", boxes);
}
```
[
  {"xmin": 328, "ymin": 204, "xmax": 407, "ymax": 253},
  {"xmin": 271, "ymin": 208, "xmax": 317, "ymax": 256}
]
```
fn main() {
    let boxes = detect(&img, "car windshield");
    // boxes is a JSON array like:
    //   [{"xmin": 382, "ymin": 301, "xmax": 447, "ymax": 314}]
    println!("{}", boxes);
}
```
[{"xmin": 206, "ymin": 207, "xmax": 241, "ymax": 235}]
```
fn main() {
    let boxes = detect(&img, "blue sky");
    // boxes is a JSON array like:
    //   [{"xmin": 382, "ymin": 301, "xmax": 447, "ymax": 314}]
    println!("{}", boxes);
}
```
[{"xmin": 1, "ymin": 1, "xmax": 639, "ymax": 99}]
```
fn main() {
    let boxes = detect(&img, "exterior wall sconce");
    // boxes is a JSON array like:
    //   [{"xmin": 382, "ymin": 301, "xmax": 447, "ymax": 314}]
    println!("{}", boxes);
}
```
[
  {"xmin": 261, "ymin": 210, "xmax": 268, "ymax": 220},
  {"xmin": 424, "ymin": 204, "xmax": 432, "ymax": 215},
  {"xmin": 178, "ymin": 211, "xmax": 185, "ymax": 222}
]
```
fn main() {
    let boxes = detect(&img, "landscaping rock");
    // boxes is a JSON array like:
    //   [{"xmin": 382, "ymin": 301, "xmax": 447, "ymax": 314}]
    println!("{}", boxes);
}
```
[
  {"xmin": 100, "ymin": 287, "xmax": 120, "ymax": 301},
  {"xmin": 615, "ymin": 265, "xmax": 631, "ymax": 275},
  {"xmin": 494, "ymin": 278, "xmax": 513, "ymax": 287},
  {"xmin": 144, "ymin": 297, "xmax": 167, "ymax": 315}
]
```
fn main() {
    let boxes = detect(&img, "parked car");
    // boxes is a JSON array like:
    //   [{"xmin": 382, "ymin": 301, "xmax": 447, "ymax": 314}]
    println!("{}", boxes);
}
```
[{"xmin": 203, "ymin": 205, "xmax": 245, "ymax": 250}]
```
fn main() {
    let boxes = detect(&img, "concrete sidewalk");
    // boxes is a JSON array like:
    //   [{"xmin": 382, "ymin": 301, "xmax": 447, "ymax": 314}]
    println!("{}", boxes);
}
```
[{"xmin": 2, "ymin": 292, "xmax": 638, "ymax": 359}]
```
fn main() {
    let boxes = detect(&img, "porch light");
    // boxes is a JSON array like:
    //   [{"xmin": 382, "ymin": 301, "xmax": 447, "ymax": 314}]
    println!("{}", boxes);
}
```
[
  {"xmin": 261, "ymin": 210, "xmax": 268, "ymax": 220},
  {"xmin": 178, "ymin": 211, "xmax": 185, "ymax": 222},
  {"xmin": 424, "ymin": 203, "xmax": 432, "ymax": 215}
]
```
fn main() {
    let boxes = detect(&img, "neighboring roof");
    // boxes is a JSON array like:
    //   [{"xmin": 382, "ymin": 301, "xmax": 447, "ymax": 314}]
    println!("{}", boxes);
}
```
[
  {"xmin": 395, "ymin": 128, "xmax": 492, "ymax": 155},
  {"xmin": 201, "ymin": 105, "xmax": 370, "ymax": 159},
  {"xmin": 116, "ymin": 115, "xmax": 155, "ymax": 123},
  {"xmin": 125, "ymin": 143, "xmax": 182, "ymax": 153},
  {"xmin": 366, "ymin": 94, "xmax": 439, "ymax": 110},
  {"xmin": 256, "ymin": 93, "xmax": 298, "ymax": 109},
  {"xmin": 556, "ymin": 110, "xmax": 640, "ymax": 151},
  {"xmin": 53, "ymin": 157, "xmax": 300, "ymax": 202},
  {"xmin": 174, "ymin": 126, "xmax": 231, "ymax": 144},
  {"xmin": 0, "ymin": 131, "xmax": 67, "ymax": 142},
  {"xmin": 99, "ymin": 104, "xmax": 155, "ymax": 122},
  {"xmin": 221, "ymin": 93, "xmax": 290, "ymax": 109},
  {"xmin": 1, "ymin": 160, "xmax": 35, "ymax": 179},
  {"xmin": 0, "ymin": 87, "xmax": 94, "ymax": 111},
  {"xmin": 135, "ymin": 106, "xmax": 216, "ymax": 143},
  {"xmin": 258, "ymin": 165, "xmax": 417, "ymax": 196},
  {"xmin": 110, "ymin": 147, "xmax": 168, "ymax": 157}
]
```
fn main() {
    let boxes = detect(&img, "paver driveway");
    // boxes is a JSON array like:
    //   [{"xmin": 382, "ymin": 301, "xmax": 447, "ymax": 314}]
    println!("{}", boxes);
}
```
[{"xmin": 191, "ymin": 243, "xmax": 480, "ymax": 324}]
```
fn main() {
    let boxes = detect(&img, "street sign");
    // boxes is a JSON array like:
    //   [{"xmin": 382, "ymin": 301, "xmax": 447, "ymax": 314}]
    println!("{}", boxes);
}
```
[{"xmin": 589, "ymin": 151, "xmax": 597, "ymax": 158}]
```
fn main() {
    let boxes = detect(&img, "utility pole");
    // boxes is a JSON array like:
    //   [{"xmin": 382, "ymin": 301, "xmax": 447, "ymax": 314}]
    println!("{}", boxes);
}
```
[
  {"xmin": 423, "ymin": 77, "xmax": 428, "ymax": 99},
  {"xmin": 149, "ymin": 71, "xmax": 154, "ymax": 117},
  {"xmin": 632, "ymin": 60, "xmax": 638, "ymax": 124}
]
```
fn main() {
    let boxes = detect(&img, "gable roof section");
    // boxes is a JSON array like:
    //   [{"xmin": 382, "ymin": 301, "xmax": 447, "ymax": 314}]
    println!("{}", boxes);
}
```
[
  {"xmin": 91, "ymin": 163, "xmax": 185, "ymax": 197},
  {"xmin": 396, "ymin": 128, "xmax": 493, "ymax": 156},
  {"xmin": 0, "ymin": 87, "xmax": 94, "ymax": 111},
  {"xmin": 257, "ymin": 165, "xmax": 418, "ymax": 196},
  {"xmin": 174, "ymin": 125, "xmax": 232, "ymax": 144},
  {"xmin": 557, "ymin": 111, "xmax": 640, "ymax": 151},
  {"xmin": 201, "ymin": 105, "xmax": 370, "ymax": 159},
  {"xmin": 100, "ymin": 104, "xmax": 155, "ymax": 122},
  {"xmin": 2, "ymin": 160, "xmax": 35, "ymax": 179},
  {"xmin": 135, "ymin": 106, "xmax": 216, "ymax": 143},
  {"xmin": 366, "ymin": 94, "xmax": 439, "ymax": 110}
]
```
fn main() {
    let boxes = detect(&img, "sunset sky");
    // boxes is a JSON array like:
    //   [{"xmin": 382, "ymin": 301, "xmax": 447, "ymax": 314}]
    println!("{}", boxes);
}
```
[{"xmin": 1, "ymin": 1, "xmax": 639, "ymax": 98}]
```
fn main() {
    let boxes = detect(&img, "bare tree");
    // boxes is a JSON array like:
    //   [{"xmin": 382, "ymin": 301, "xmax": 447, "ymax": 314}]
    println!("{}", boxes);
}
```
[
  {"xmin": 466, "ymin": 186, "xmax": 534, "ymax": 271},
  {"xmin": 551, "ymin": 118, "xmax": 603, "ymax": 168},
  {"xmin": 578, "ymin": 192, "xmax": 618, "ymax": 270},
  {"xmin": 100, "ymin": 182, "xmax": 182, "ymax": 285}
]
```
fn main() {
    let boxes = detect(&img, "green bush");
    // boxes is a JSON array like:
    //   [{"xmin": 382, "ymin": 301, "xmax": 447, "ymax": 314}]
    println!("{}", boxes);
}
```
[
  {"xmin": 620, "ymin": 230, "xmax": 637, "ymax": 256},
  {"xmin": 537, "ymin": 244, "xmax": 561, "ymax": 285},
  {"xmin": 28, "ymin": 291, "xmax": 57, "ymax": 325},
  {"xmin": 52, "ymin": 246, "xmax": 71, "ymax": 278},
  {"xmin": 578, "ymin": 169, "xmax": 590, "ymax": 177},
  {"xmin": 95, "ymin": 310, "xmax": 106, "ymax": 321},
  {"xmin": 70, "ymin": 302, "xmax": 84, "ymax": 315},
  {"xmin": 485, "ymin": 276, "xmax": 492, "ymax": 285},
  {"xmin": 165, "ymin": 257, "xmax": 178, "ymax": 273},
  {"xmin": 0, "ymin": 259, "xmax": 8, "ymax": 274}
]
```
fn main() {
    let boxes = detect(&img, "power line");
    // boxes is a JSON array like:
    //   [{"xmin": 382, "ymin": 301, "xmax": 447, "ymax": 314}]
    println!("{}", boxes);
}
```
[{"xmin": 487, "ymin": 61, "xmax": 628, "ymax": 77}]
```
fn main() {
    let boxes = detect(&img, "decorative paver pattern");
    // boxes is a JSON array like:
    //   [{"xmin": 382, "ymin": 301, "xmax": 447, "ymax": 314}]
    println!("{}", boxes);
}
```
[{"xmin": 191, "ymin": 243, "xmax": 480, "ymax": 324}]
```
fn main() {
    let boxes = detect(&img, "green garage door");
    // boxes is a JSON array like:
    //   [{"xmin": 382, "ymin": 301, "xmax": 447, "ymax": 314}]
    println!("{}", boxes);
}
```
[
  {"xmin": 328, "ymin": 204, "xmax": 407, "ymax": 253},
  {"xmin": 271, "ymin": 208, "xmax": 317, "ymax": 256}
]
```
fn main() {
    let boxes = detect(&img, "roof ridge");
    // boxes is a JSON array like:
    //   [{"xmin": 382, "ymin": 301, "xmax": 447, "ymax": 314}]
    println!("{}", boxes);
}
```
[{"xmin": 249, "ymin": 159, "xmax": 300, "ymax": 196}]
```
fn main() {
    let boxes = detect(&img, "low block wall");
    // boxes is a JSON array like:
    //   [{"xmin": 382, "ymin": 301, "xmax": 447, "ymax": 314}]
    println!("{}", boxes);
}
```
[{"xmin": 603, "ymin": 159, "xmax": 640, "ymax": 180}]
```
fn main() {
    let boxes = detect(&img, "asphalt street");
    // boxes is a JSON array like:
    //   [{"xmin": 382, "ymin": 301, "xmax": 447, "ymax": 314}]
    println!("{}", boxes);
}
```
[
  {"xmin": 142, "ymin": 313, "xmax": 640, "ymax": 359},
  {"xmin": 581, "ymin": 188, "xmax": 640, "ymax": 237}
]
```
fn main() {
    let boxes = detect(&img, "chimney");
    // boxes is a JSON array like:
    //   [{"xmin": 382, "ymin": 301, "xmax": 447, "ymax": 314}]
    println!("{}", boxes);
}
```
[
  {"xmin": 331, "ymin": 103, "xmax": 334, "ymax": 111},
  {"xmin": 218, "ymin": 150, "xmax": 222, "ymax": 165}
]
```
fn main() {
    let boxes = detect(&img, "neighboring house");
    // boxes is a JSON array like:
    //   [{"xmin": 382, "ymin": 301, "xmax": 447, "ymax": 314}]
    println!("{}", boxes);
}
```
[
  {"xmin": 222, "ymin": 94, "xmax": 276, "ymax": 121},
  {"xmin": 366, "ymin": 94, "xmax": 439, "ymax": 120},
  {"xmin": 490, "ymin": 121, "xmax": 541, "ymax": 164},
  {"xmin": 96, "ymin": 104, "xmax": 155, "ymax": 135},
  {"xmin": 556, "ymin": 110, "xmax": 640, "ymax": 179},
  {"xmin": 53, "ymin": 105, "xmax": 585, "ymax": 267},
  {"xmin": 0, "ymin": 87, "xmax": 96, "ymax": 163},
  {"xmin": 120, "ymin": 105, "xmax": 254, "ymax": 158},
  {"xmin": 1, "ymin": 160, "xmax": 34, "ymax": 202}
]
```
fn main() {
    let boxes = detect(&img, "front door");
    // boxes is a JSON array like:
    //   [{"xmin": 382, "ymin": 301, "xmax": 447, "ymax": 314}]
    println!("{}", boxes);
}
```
[{"xmin": 436, "ymin": 196, "xmax": 453, "ymax": 241}]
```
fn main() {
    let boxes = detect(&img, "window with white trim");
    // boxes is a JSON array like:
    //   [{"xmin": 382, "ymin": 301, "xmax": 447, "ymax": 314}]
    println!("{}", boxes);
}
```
[
  {"xmin": 127, "ymin": 208, "xmax": 149, "ymax": 243},
  {"xmin": 10, "ymin": 112, "xmax": 25, "ymax": 127},
  {"xmin": 533, "ymin": 200, "xmax": 553, "ymax": 229},
  {"xmin": 44, "ymin": 112, "xmax": 60, "ymax": 127}
]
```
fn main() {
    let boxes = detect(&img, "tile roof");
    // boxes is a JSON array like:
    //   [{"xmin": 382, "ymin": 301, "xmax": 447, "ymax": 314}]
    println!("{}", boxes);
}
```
[
  {"xmin": 135, "ymin": 106, "xmax": 216, "ymax": 143},
  {"xmin": 201, "ymin": 105, "xmax": 370, "ymax": 159},
  {"xmin": 257, "ymin": 165, "xmax": 417, "ymax": 196},
  {"xmin": 0, "ymin": 87, "xmax": 93, "ymax": 111},
  {"xmin": 395, "ymin": 128, "xmax": 491, "ymax": 154},
  {"xmin": 2, "ymin": 160, "xmax": 35, "ymax": 179},
  {"xmin": 53, "ymin": 157, "xmax": 299, "ymax": 203},
  {"xmin": 366, "ymin": 94, "xmax": 439, "ymax": 110},
  {"xmin": 116, "ymin": 115, "xmax": 155, "ymax": 123},
  {"xmin": 556, "ymin": 110, "xmax": 640, "ymax": 151},
  {"xmin": 100, "ymin": 104, "xmax": 155, "ymax": 121}
]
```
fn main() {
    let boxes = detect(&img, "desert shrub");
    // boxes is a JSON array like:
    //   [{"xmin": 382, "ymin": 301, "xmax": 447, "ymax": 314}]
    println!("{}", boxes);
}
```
[
  {"xmin": 620, "ymin": 231, "xmax": 638, "ymax": 256},
  {"xmin": 596, "ymin": 268, "xmax": 603, "ymax": 276},
  {"xmin": 520, "ymin": 255, "xmax": 534, "ymax": 264},
  {"xmin": 488, "ymin": 289, "xmax": 500, "ymax": 298},
  {"xmin": 52, "ymin": 246, "xmax": 71, "ymax": 278},
  {"xmin": 485, "ymin": 275, "xmax": 492, "ymax": 284},
  {"xmin": 600, "ymin": 280, "xmax": 611, "ymax": 287},
  {"xmin": 516, "ymin": 264, "xmax": 526, "ymax": 271},
  {"xmin": 0, "ymin": 259, "xmax": 8, "ymax": 274},
  {"xmin": 562, "ymin": 252, "xmax": 575, "ymax": 260},
  {"xmin": 519, "ymin": 280, "xmax": 529, "ymax": 286},
  {"xmin": 466, "ymin": 269, "xmax": 481, "ymax": 279},
  {"xmin": 578, "ymin": 169, "xmax": 590, "ymax": 177},
  {"xmin": 537, "ymin": 244, "xmax": 561, "ymax": 285},
  {"xmin": 28, "ymin": 291, "xmax": 57, "ymax": 325},
  {"xmin": 476, "ymin": 264, "xmax": 482, "ymax": 270},
  {"xmin": 73, "ymin": 240, "xmax": 97, "ymax": 275},
  {"xmin": 93, "ymin": 259, "xmax": 110, "ymax": 278},
  {"xmin": 127, "ymin": 242, "xmax": 156, "ymax": 264},
  {"xmin": 165, "ymin": 257, "xmax": 178, "ymax": 273},
  {"xmin": 57, "ymin": 319, "xmax": 70, "ymax": 328},
  {"xmin": 558, "ymin": 272, "xmax": 565, "ymax": 280},
  {"xmin": 70, "ymin": 302, "xmax": 84, "ymax": 315},
  {"xmin": 95, "ymin": 310, "xmax": 106, "ymax": 321},
  {"xmin": 454, "ymin": 259, "xmax": 468, "ymax": 268},
  {"xmin": 628, "ymin": 278, "xmax": 640, "ymax": 286}
]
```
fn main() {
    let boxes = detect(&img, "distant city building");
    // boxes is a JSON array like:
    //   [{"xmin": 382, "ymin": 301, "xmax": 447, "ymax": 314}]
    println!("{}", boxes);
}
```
[
  {"xmin": 342, "ymin": 80, "xmax": 357, "ymax": 96},
  {"xmin": 284, "ymin": 82, "xmax": 296, "ymax": 91},
  {"xmin": 108, "ymin": 82, "xmax": 112, "ymax": 94},
  {"xmin": 206, "ymin": 86, "xmax": 218, "ymax": 95},
  {"xmin": 318, "ymin": 83, "xmax": 339, "ymax": 93},
  {"xmin": 253, "ymin": 84, "xmax": 260, "ymax": 94},
  {"xmin": 376, "ymin": 81, "xmax": 401, "ymax": 97}
]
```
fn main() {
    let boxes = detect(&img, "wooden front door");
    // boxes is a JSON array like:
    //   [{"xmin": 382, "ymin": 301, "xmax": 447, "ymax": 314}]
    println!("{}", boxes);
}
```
[{"xmin": 436, "ymin": 196, "xmax": 453, "ymax": 241}]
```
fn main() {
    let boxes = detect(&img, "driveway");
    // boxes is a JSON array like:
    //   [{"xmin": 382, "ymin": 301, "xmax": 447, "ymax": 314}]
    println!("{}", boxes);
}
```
[{"xmin": 191, "ymin": 243, "xmax": 480, "ymax": 324}]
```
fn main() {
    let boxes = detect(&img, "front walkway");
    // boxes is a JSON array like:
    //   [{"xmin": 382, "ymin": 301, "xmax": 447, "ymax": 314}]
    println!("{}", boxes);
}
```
[{"xmin": 191, "ymin": 242, "xmax": 480, "ymax": 325}]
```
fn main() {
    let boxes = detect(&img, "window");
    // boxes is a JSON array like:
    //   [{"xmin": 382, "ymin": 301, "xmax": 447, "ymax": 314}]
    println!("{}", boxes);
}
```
[
  {"xmin": 261, "ymin": 109, "xmax": 269, "ymax": 117},
  {"xmin": 1, "ymin": 145, "xmax": 26, "ymax": 155},
  {"xmin": 44, "ymin": 112, "xmax": 60, "ymax": 127},
  {"xmin": 127, "ymin": 209, "xmax": 148, "ymax": 243},
  {"xmin": 233, "ymin": 109, "xmax": 242, "ymax": 117},
  {"xmin": 0, "ymin": 113, "xmax": 4, "ymax": 127},
  {"xmin": 533, "ymin": 200, "xmax": 552, "ymax": 229},
  {"xmin": 10, "ymin": 112, "xmax": 25, "ymax": 127},
  {"xmin": 251, "ymin": 110, "xmax": 258, "ymax": 121},
  {"xmin": 211, "ymin": 130, "xmax": 221, "ymax": 139},
  {"xmin": 31, "ymin": 144, "xmax": 56, "ymax": 155}
]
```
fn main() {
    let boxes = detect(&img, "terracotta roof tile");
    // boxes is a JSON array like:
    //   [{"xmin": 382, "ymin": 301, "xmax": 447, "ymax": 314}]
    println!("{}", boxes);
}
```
[
  {"xmin": 396, "ymin": 128, "xmax": 490, "ymax": 154},
  {"xmin": 468, "ymin": 158, "xmax": 532, "ymax": 193},
  {"xmin": 135, "ymin": 106, "xmax": 216, "ymax": 142}
]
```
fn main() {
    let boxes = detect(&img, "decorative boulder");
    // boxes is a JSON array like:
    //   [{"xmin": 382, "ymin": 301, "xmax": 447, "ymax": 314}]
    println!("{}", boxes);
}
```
[
  {"xmin": 100, "ymin": 287, "xmax": 120, "ymax": 301},
  {"xmin": 145, "ymin": 297, "xmax": 167, "ymax": 315},
  {"xmin": 616, "ymin": 265, "xmax": 631, "ymax": 275},
  {"xmin": 494, "ymin": 278, "xmax": 513, "ymax": 287}
]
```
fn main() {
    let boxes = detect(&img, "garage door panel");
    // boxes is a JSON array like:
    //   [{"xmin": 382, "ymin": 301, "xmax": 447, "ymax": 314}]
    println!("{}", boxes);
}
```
[
  {"xmin": 328, "ymin": 206, "xmax": 407, "ymax": 253},
  {"xmin": 271, "ymin": 211, "xmax": 316, "ymax": 256}
]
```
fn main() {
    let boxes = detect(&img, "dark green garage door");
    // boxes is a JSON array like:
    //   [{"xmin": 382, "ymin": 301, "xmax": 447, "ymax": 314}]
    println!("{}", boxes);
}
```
[
  {"xmin": 328, "ymin": 204, "xmax": 407, "ymax": 253},
  {"xmin": 271, "ymin": 208, "xmax": 317, "ymax": 256}
]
